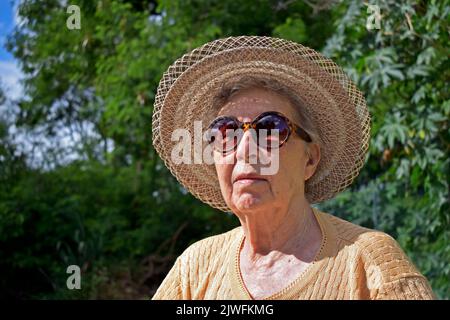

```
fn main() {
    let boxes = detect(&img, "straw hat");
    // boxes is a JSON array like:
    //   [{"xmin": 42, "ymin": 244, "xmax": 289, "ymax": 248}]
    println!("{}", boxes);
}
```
[{"xmin": 152, "ymin": 36, "xmax": 371, "ymax": 212}]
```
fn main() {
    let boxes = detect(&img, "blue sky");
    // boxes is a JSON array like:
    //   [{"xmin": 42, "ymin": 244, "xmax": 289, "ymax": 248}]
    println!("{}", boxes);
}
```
[
  {"xmin": 0, "ymin": 0, "xmax": 16, "ymax": 61},
  {"xmin": 0, "ymin": 0, "xmax": 22, "ymax": 100}
]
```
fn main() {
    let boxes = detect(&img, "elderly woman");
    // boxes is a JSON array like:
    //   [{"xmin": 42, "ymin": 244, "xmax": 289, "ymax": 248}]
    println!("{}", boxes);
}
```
[{"xmin": 151, "ymin": 36, "xmax": 435, "ymax": 300}]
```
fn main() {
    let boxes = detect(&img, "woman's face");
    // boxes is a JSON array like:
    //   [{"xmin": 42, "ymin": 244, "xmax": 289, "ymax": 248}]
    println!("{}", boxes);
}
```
[{"xmin": 213, "ymin": 87, "xmax": 320, "ymax": 213}]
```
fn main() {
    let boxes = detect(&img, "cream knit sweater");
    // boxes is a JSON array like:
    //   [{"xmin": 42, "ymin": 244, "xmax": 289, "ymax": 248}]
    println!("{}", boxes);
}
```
[{"xmin": 152, "ymin": 208, "xmax": 435, "ymax": 300}]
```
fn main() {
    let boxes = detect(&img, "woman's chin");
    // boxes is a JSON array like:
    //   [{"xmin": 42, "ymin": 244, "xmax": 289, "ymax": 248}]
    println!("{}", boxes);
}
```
[{"xmin": 232, "ymin": 192, "xmax": 267, "ymax": 211}]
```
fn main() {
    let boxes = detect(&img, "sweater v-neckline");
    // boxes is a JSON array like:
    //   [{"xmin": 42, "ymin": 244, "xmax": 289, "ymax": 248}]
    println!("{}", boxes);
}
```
[{"xmin": 228, "ymin": 207, "xmax": 336, "ymax": 300}]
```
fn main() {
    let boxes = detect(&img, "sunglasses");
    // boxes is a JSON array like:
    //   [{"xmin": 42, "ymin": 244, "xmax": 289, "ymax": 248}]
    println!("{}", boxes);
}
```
[{"xmin": 206, "ymin": 111, "xmax": 312, "ymax": 154}]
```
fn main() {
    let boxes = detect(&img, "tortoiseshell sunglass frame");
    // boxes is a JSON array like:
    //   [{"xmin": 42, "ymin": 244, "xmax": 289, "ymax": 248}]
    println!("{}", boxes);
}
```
[{"xmin": 207, "ymin": 111, "xmax": 312, "ymax": 154}]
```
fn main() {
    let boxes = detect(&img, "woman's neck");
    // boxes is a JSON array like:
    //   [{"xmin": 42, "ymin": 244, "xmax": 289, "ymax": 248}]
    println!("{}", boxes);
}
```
[{"xmin": 237, "ymin": 198, "xmax": 315, "ymax": 258}]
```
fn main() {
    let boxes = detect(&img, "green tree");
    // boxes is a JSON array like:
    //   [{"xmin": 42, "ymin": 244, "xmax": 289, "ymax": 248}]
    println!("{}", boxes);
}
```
[{"xmin": 318, "ymin": 0, "xmax": 449, "ymax": 298}]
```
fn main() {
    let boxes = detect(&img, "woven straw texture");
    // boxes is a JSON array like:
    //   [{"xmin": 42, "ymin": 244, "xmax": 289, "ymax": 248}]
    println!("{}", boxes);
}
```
[{"xmin": 152, "ymin": 36, "xmax": 371, "ymax": 212}]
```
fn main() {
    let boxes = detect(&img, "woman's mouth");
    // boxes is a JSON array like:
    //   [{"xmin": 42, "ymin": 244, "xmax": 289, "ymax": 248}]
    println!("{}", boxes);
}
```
[{"xmin": 233, "ymin": 174, "xmax": 267, "ymax": 185}]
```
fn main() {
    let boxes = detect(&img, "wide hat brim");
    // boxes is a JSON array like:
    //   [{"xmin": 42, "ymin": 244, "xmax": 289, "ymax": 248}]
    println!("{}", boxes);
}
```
[{"xmin": 152, "ymin": 36, "xmax": 371, "ymax": 212}]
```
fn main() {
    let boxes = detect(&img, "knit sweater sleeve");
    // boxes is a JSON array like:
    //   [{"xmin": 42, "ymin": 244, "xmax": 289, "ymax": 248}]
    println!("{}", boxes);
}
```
[
  {"xmin": 151, "ymin": 257, "xmax": 182, "ymax": 300},
  {"xmin": 353, "ymin": 230, "xmax": 437, "ymax": 300},
  {"xmin": 374, "ymin": 276, "xmax": 436, "ymax": 300}
]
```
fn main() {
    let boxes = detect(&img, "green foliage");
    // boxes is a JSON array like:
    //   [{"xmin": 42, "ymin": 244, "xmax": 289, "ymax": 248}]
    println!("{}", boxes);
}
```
[
  {"xmin": 318, "ymin": 0, "xmax": 449, "ymax": 299},
  {"xmin": 1, "ymin": 0, "xmax": 448, "ymax": 299}
]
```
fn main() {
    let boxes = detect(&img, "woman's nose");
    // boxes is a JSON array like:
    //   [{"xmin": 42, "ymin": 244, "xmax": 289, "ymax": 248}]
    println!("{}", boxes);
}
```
[{"xmin": 235, "ymin": 129, "xmax": 258, "ymax": 163}]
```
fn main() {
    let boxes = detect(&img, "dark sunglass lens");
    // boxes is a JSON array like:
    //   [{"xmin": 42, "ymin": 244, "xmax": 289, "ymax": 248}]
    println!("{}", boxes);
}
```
[
  {"xmin": 210, "ymin": 118, "xmax": 235, "ymax": 139},
  {"xmin": 209, "ymin": 118, "xmax": 239, "ymax": 152},
  {"xmin": 256, "ymin": 114, "xmax": 290, "ymax": 147}
]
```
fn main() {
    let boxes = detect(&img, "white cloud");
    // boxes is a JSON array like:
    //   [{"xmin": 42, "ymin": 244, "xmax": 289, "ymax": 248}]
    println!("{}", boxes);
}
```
[{"xmin": 0, "ymin": 60, "xmax": 23, "ymax": 100}]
